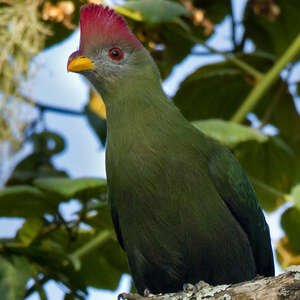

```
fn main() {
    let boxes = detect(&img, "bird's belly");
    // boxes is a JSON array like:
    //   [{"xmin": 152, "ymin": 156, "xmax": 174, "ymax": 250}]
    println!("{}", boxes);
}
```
[{"xmin": 118, "ymin": 194, "xmax": 256, "ymax": 294}]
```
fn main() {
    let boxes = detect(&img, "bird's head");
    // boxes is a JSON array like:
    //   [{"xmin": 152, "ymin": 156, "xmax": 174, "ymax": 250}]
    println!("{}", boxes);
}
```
[{"xmin": 67, "ymin": 4, "xmax": 158, "ymax": 96}]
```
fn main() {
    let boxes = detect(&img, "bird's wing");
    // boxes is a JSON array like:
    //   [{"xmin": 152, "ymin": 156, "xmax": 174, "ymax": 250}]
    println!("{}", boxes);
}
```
[
  {"xmin": 110, "ymin": 200, "xmax": 125, "ymax": 250},
  {"xmin": 208, "ymin": 148, "xmax": 274, "ymax": 277}
]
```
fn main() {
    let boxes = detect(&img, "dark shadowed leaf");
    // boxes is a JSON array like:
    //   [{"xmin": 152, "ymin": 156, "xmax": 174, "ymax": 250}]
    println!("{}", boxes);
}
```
[
  {"xmin": 0, "ymin": 256, "xmax": 31, "ymax": 300},
  {"xmin": 234, "ymin": 137, "xmax": 296, "ymax": 212},
  {"xmin": 41, "ymin": 228, "xmax": 128, "ymax": 291},
  {"xmin": 33, "ymin": 177, "xmax": 107, "ymax": 201},
  {"xmin": 84, "ymin": 205, "xmax": 114, "ymax": 233},
  {"xmin": 173, "ymin": 53, "xmax": 274, "ymax": 121},
  {"xmin": 192, "ymin": 119, "xmax": 268, "ymax": 147},
  {"xmin": 244, "ymin": 0, "xmax": 300, "ymax": 57}
]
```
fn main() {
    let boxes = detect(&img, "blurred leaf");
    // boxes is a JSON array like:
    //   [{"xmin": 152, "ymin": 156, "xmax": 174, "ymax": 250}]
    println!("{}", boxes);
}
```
[
  {"xmin": 6, "ymin": 153, "xmax": 68, "ymax": 186},
  {"xmin": 173, "ymin": 53, "xmax": 274, "ymax": 121},
  {"xmin": 276, "ymin": 236, "xmax": 300, "ymax": 269},
  {"xmin": 34, "ymin": 177, "xmax": 107, "ymax": 201},
  {"xmin": 6, "ymin": 131, "xmax": 68, "ymax": 186},
  {"xmin": 281, "ymin": 206, "xmax": 300, "ymax": 253},
  {"xmin": 84, "ymin": 205, "xmax": 114, "ymax": 233},
  {"xmin": 122, "ymin": 0, "xmax": 190, "ymax": 24},
  {"xmin": 31, "ymin": 131, "xmax": 65, "ymax": 155},
  {"xmin": 0, "ymin": 256, "xmax": 31, "ymax": 300},
  {"xmin": 41, "ymin": 228, "xmax": 128, "ymax": 291},
  {"xmin": 0, "ymin": 186, "xmax": 55, "ymax": 217},
  {"xmin": 16, "ymin": 218, "xmax": 44, "ymax": 247},
  {"xmin": 292, "ymin": 184, "xmax": 300, "ymax": 210},
  {"xmin": 235, "ymin": 137, "xmax": 296, "ymax": 212},
  {"xmin": 72, "ymin": 236, "xmax": 128, "ymax": 290},
  {"xmin": 192, "ymin": 119, "xmax": 268, "ymax": 147},
  {"xmin": 244, "ymin": 0, "xmax": 300, "ymax": 57}
]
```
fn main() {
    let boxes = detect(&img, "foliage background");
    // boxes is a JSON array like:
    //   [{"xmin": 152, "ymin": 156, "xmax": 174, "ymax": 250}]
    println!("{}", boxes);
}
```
[{"xmin": 0, "ymin": 0, "xmax": 299, "ymax": 299}]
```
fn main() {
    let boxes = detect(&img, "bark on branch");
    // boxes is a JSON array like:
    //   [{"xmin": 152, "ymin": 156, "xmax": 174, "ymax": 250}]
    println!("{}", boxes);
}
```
[{"xmin": 119, "ymin": 266, "xmax": 300, "ymax": 300}]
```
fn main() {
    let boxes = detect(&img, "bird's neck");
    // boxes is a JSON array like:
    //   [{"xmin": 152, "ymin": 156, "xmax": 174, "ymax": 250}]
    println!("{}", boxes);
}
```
[{"xmin": 99, "ymin": 71, "xmax": 177, "ymax": 146}]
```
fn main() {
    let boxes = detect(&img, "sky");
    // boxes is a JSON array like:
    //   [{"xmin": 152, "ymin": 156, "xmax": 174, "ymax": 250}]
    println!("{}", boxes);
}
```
[{"xmin": 0, "ymin": 0, "xmax": 300, "ymax": 299}]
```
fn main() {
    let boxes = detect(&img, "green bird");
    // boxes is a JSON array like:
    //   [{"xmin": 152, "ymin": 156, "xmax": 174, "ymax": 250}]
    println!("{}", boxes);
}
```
[{"xmin": 67, "ymin": 4, "xmax": 274, "ymax": 295}]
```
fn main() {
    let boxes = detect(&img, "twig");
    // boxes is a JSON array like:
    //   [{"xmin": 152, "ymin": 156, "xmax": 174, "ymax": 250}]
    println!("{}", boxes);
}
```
[
  {"xmin": 186, "ymin": 34, "xmax": 263, "ymax": 80},
  {"xmin": 25, "ymin": 274, "xmax": 50, "ymax": 299},
  {"xmin": 230, "ymin": 0, "xmax": 237, "ymax": 49},
  {"xmin": 36, "ymin": 103, "xmax": 84, "ymax": 116},
  {"xmin": 231, "ymin": 33, "xmax": 300, "ymax": 123}
]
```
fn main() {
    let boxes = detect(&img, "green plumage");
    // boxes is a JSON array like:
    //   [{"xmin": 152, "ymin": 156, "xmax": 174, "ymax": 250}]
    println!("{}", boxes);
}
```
[
  {"xmin": 103, "ymin": 56, "xmax": 274, "ymax": 293},
  {"xmin": 68, "ymin": 4, "xmax": 274, "ymax": 294}
]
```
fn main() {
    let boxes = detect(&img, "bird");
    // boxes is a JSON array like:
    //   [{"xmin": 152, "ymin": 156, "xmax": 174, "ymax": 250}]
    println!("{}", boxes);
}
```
[{"xmin": 67, "ymin": 3, "xmax": 274, "ymax": 295}]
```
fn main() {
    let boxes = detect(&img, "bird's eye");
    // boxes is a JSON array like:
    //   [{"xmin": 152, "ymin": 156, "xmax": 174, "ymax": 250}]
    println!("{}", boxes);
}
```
[{"xmin": 108, "ymin": 47, "xmax": 124, "ymax": 61}]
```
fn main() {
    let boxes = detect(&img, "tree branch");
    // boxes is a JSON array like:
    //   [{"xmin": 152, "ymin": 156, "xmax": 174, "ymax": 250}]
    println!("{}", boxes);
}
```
[
  {"xmin": 230, "ymin": 0, "xmax": 237, "ymax": 50},
  {"xmin": 187, "ymin": 34, "xmax": 263, "ymax": 80},
  {"xmin": 119, "ymin": 266, "xmax": 300, "ymax": 300}
]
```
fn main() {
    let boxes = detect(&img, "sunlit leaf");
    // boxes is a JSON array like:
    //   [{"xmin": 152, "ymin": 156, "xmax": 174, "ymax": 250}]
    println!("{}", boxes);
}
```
[
  {"xmin": 193, "ymin": 119, "xmax": 268, "ymax": 147},
  {"xmin": 122, "ymin": 0, "xmax": 190, "ymax": 24}
]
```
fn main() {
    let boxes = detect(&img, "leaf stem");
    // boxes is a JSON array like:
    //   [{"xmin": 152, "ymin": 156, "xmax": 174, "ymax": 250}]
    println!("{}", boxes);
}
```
[
  {"xmin": 68, "ymin": 230, "xmax": 112, "ymax": 270},
  {"xmin": 231, "ymin": 33, "xmax": 300, "ymax": 123}
]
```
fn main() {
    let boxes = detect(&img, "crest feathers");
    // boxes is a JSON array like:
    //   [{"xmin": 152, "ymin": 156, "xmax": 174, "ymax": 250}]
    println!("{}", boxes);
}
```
[{"xmin": 79, "ymin": 4, "xmax": 142, "ymax": 53}]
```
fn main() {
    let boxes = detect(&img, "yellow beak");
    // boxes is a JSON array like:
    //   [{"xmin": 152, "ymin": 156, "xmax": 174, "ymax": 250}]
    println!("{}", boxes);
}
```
[{"xmin": 67, "ymin": 56, "xmax": 95, "ymax": 72}]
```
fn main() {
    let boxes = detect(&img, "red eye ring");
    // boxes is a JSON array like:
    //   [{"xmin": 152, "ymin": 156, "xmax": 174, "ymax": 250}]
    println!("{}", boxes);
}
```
[{"xmin": 108, "ymin": 47, "xmax": 124, "ymax": 61}]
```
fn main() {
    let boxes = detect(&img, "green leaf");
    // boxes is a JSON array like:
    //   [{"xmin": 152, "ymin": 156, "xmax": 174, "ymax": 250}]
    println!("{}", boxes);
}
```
[
  {"xmin": 16, "ymin": 218, "xmax": 44, "ymax": 246},
  {"xmin": 192, "ymin": 119, "xmax": 268, "ymax": 147},
  {"xmin": 173, "ymin": 53, "xmax": 274, "ymax": 121},
  {"xmin": 291, "ymin": 184, "xmax": 300, "ymax": 209},
  {"xmin": 235, "ymin": 137, "xmax": 296, "ymax": 212},
  {"xmin": 122, "ymin": 0, "xmax": 190, "ymax": 24},
  {"xmin": 40, "ymin": 228, "xmax": 127, "ymax": 291},
  {"xmin": 34, "ymin": 177, "xmax": 107, "ymax": 201},
  {"xmin": 0, "ymin": 256, "xmax": 31, "ymax": 300},
  {"xmin": 244, "ymin": 0, "xmax": 300, "ymax": 57},
  {"xmin": 281, "ymin": 206, "xmax": 300, "ymax": 253},
  {"xmin": 0, "ymin": 186, "xmax": 54, "ymax": 217},
  {"xmin": 69, "ymin": 232, "xmax": 128, "ymax": 290}
]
